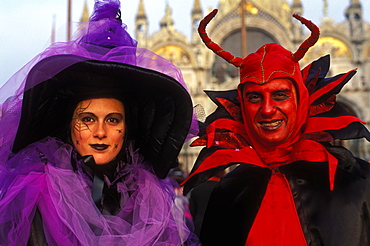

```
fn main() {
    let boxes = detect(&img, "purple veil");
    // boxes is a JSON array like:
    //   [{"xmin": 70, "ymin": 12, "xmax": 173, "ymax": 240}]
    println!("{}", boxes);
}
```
[
  {"xmin": 0, "ymin": 137, "xmax": 199, "ymax": 245},
  {"xmin": 0, "ymin": 0, "xmax": 198, "ymax": 165},
  {"xmin": 0, "ymin": 0, "xmax": 199, "ymax": 245}
]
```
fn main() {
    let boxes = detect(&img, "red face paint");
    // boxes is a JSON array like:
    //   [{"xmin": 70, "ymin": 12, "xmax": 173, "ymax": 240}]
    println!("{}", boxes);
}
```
[{"xmin": 242, "ymin": 78, "xmax": 297, "ymax": 148}]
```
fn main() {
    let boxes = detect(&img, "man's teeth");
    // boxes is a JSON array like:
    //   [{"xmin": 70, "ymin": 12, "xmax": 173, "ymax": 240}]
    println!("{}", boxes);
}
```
[{"xmin": 261, "ymin": 120, "xmax": 282, "ymax": 127}]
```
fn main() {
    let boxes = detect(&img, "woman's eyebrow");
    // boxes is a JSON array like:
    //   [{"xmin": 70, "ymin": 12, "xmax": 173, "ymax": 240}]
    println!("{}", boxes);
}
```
[
  {"xmin": 76, "ymin": 111, "xmax": 96, "ymax": 117},
  {"xmin": 106, "ymin": 112, "xmax": 124, "ymax": 118}
]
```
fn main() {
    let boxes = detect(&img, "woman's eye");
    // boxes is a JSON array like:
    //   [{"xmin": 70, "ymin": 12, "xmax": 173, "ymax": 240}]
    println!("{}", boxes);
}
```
[
  {"xmin": 81, "ymin": 116, "xmax": 94, "ymax": 123},
  {"xmin": 107, "ymin": 118, "xmax": 120, "ymax": 123}
]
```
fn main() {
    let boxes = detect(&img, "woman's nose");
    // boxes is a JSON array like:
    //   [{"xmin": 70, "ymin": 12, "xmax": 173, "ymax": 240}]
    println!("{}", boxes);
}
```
[{"xmin": 93, "ymin": 122, "xmax": 107, "ymax": 139}]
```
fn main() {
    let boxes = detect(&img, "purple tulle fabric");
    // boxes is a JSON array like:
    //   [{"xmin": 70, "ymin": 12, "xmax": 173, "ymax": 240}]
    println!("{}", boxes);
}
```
[
  {"xmin": 0, "ymin": 0, "xmax": 198, "ymax": 166},
  {"xmin": 0, "ymin": 0, "xmax": 199, "ymax": 245},
  {"xmin": 0, "ymin": 137, "xmax": 197, "ymax": 245}
]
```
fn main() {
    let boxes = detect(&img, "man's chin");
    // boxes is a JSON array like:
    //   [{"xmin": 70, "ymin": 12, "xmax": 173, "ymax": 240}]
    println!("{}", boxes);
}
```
[{"xmin": 257, "ymin": 136, "xmax": 286, "ymax": 149}]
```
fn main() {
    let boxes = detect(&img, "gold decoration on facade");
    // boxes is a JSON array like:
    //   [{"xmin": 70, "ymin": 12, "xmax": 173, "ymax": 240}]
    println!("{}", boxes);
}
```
[
  {"xmin": 245, "ymin": 2, "xmax": 258, "ymax": 15},
  {"xmin": 282, "ymin": 3, "xmax": 290, "ymax": 12},
  {"xmin": 237, "ymin": 2, "xmax": 258, "ymax": 17},
  {"xmin": 302, "ymin": 37, "xmax": 351, "ymax": 63},
  {"xmin": 155, "ymin": 45, "xmax": 192, "ymax": 66}
]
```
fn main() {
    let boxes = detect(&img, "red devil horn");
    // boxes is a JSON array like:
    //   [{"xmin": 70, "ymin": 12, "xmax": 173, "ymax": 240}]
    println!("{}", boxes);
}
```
[
  {"xmin": 198, "ymin": 9, "xmax": 243, "ymax": 67},
  {"xmin": 292, "ymin": 14, "xmax": 320, "ymax": 62}
]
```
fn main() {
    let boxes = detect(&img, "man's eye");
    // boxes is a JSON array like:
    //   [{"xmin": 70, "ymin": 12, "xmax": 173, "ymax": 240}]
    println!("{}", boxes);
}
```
[
  {"xmin": 273, "ymin": 92, "xmax": 290, "ymax": 101},
  {"xmin": 247, "ymin": 94, "xmax": 262, "ymax": 103}
]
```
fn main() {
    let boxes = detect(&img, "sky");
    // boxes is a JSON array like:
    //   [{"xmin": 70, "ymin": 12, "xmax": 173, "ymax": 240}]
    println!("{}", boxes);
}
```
[{"xmin": 1, "ymin": 0, "xmax": 369, "ymax": 87}]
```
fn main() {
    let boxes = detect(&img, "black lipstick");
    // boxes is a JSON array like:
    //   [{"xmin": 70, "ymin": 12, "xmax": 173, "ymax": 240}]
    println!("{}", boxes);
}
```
[{"xmin": 90, "ymin": 144, "xmax": 109, "ymax": 150}]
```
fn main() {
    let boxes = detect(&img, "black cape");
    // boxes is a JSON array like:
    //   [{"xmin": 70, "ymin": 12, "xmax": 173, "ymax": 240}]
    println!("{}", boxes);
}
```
[{"xmin": 199, "ymin": 145, "xmax": 370, "ymax": 246}]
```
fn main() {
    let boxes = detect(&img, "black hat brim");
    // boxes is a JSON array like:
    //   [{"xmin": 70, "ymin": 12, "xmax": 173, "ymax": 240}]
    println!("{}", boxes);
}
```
[{"xmin": 13, "ymin": 54, "xmax": 193, "ymax": 178}]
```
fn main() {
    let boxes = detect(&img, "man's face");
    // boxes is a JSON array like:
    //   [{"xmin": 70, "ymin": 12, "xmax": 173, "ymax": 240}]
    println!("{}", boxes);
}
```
[
  {"xmin": 71, "ymin": 98, "xmax": 125, "ymax": 165},
  {"xmin": 241, "ymin": 78, "xmax": 297, "ymax": 148}
]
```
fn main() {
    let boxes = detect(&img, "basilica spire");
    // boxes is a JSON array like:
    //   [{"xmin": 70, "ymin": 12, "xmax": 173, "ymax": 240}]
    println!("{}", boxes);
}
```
[
  {"xmin": 191, "ymin": 0, "xmax": 203, "ymax": 42},
  {"xmin": 323, "ymin": 0, "xmax": 328, "ymax": 18},
  {"xmin": 160, "ymin": 4, "xmax": 175, "ymax": 29},
  {"xmin": 75, "ymin": 0, "xmax": 90, "ymax": 41},
  {"xmin": 136, "ymin": 0, "xmax": 147, "ymax": 20},
  {"xmin": 350, "ymin": 0, "xmax": 361, "ymax": 5},
  {"xmin": 80, "ymin": 0, "xmax": 90, "ymax": 23},
  {"xmin": 291, "ymin": 0, "xmax": 302, "ymax": 15},
  {"xmin": 192, "ymin": 0, "xmax": 202, "ymax": 14},
  {"xmin": 291, "ymin": 0, "xmax": 303, "ymax": 45},
  {"xmin": 135, "ymin": 0, "xmax": 148, "ymax": 46},
  {"xmin": 345, "ymin": 0, "xmax": 364, "ymax": 64},
  {"xmin": 345, "ymin": 0, "xmax": 364, "ymax": 45}
]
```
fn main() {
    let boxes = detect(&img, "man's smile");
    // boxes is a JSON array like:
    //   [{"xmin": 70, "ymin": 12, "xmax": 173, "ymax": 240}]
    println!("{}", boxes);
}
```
[{"xmin": 258, "ymin": 119, "xmax": 283, "ymax": 130}]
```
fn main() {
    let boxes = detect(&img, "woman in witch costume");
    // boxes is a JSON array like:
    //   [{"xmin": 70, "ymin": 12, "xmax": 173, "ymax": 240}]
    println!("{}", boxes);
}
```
[
  {"xmin": 183, "ymin": 10, "xmax": 370, "ymax": 246},
  {"xmin": 0, "ymin": 0, "xmax": 199, "ymax": 245}
]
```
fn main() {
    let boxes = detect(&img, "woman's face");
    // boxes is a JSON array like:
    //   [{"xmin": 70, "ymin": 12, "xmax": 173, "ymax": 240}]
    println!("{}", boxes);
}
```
[{"xmin": 71, "ymin": 98, "xmax": 125, "ymax": 165}]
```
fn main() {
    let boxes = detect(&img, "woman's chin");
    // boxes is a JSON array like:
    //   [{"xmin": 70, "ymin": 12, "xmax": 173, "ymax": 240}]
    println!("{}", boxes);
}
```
[{"xmin": 93, "ymin": 156, "xmax": 114, "ymax": 165}]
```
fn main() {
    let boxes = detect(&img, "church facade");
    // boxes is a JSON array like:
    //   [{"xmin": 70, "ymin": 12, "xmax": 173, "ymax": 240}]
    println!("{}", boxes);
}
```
[{"xmin": 133, "ymin": 0, "xmax": 370, "ymax": 172}]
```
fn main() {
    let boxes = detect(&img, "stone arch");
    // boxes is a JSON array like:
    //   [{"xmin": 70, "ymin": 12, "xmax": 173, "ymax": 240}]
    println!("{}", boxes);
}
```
[
  {"xmin": 337, "ymin": 95, "xmax": 364, "ymax": 119},
  {"xmin": 212, "ymin": 28, "xmax": 277, "ymax": 83},
  {"xmin": 206, "ymin": 9, "xmax": 295, "ymax": 67},
  {"xmin": 208, "ymin": 9, "xmax": 294, "ymax": 84}
]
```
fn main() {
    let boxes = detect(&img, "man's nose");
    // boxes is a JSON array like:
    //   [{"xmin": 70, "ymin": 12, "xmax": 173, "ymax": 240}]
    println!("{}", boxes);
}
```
[{"xmin": 260, "ymin": 98, "xmax": 277, "ymax": 116}]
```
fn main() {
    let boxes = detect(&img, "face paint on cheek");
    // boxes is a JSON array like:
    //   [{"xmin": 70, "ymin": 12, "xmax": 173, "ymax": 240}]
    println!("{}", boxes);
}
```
[
  {"xmin": 73, "ymin": 121, "xmax": 90, "ymax": 142},
  {"xmin": 73, "ymin": 121, "xmax": 91, "ymax": 134},
  {"xmin": 72, "ymin": 102, "xmax": 92, "ymax": 133},
  {"xmin": 117, "ymin": 129, "xmax": 123, "ymax": 134},
  {"xmin": 114, "ymin": 144, "xmax": 119, "ymax": 149}
]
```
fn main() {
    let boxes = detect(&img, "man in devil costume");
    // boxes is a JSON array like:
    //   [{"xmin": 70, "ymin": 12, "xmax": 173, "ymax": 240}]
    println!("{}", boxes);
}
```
[{"xmin": 183, "ymin": 10, "xmax": 370, "ymax": 246}]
